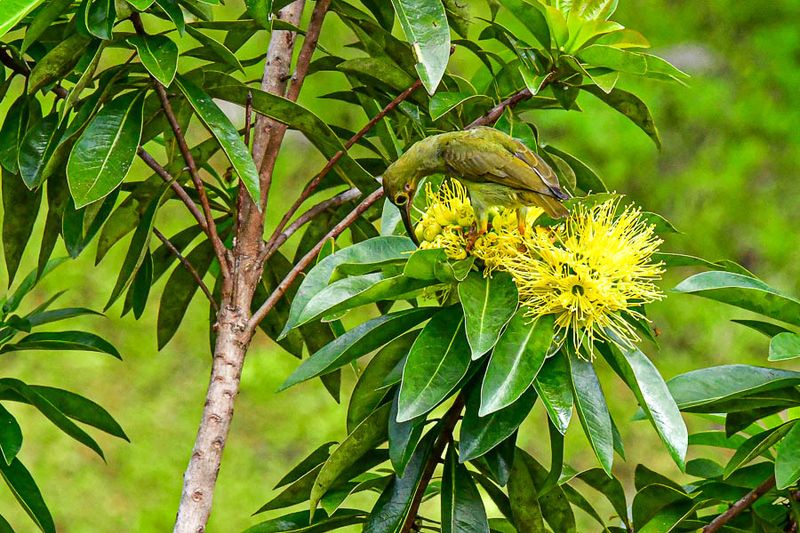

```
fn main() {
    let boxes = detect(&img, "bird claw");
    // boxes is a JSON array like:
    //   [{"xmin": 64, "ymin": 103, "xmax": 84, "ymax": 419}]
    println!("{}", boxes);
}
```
[{"xmin": 464, "ymin": 224, "xmax": 488, "ymax": 252}]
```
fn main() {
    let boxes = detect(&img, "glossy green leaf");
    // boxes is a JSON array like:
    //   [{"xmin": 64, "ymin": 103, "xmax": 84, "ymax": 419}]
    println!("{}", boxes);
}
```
[
  {"xmin": 498, "ymin": 0, "xmax": 549, "ymax": 47},
  {"xmin": 581, "ymin": 85, "xmax": 661, "ymax": 149},
  {"xmin": 568, "ymin": 350, "xmax": 613, "ymax": 474},
  {"xmin": 21, "ymin": 0, "xmax": 72, "ymax": 51},
  {"xmin": 442, "ymin": 446, "xmax": 490, "ymax": 533},
  {"xmin": 544, "ymin": 145, "xmax": 607, "ymax": 193},
  {"xmin": 602, "ymin": 341, "xmax": 687, "ymax": 469},
  {"xmin": 0, "ymin": 330, "xmax": 120, "ymax": 359},
  {"xmin": 643, "ymin": 54, "xmax": 689, "ymax": 81},
  {"xmin": 397, "ymin": 308, "xmax": 471, "ymax": 422},
  {"xmin": 273, "ymin": 442, "xmax": 336, "ymax": 490},
  {"xmin": 769, "ymin": 332, "xmax": 800, "ymax": 361},
  {"xmin": 154, "ymin": 0, "xmax": 184, "ymax": 34},
  {"xmin": 732, "ymin": 319, "xmax": 791, "ymax": 338},
  {"xmin": 157, "ymin": 240, "xmax": 215, "ymax": 349},
  {"xmin": 631, "ymin": 483, "xmax": 692, "ymax": 532},
  {"xmin": 533, "ymin": 354, "xmax": 573, "ymax": 434},
  {"xmin": 0, "ymin": 405, "xmax": 22, "ymax": 464},
  {"xmin": 67, "ymin": 92, "xmax": 144, "ymax": 208},
  {"xmin": 18, "ymin": 113, "xmax": 60, "ymax": 189},
  {"xmin": 578, "ymin": 45, "xmax": 646, "ymax": 74},
  {"xmin": 26, "ymin": 386, "xmax": 126, "ymax": 440},
  {"xmin": 458, "ymin": 272, "xmax": 518, "ymax": 359},
  {"xmin": 246, "ymin": 509, "xmax": 367, "ymax": 533},
  {"xmin": 256, "ymin": 464, "xmax": 322, "ymax": 513},
  {"xmin": 775, "ymin": 423, "xmax": 800, "ymax": 489},
  {"xmin": 28, "ymin": 32, "xmax": 91, "ymax": 94},
  {"xmin": 281, "ymin": 308, "xmax": 434, "ymax": 390},
  {"xmin": 185, "ymin": 25, "xmax": 243, "ymax": 72},
  {"xmin": 0, "ymin": 457, "xmax": 54, "ymax": 533},
  {"xmin": 723, "ymin": 421, "xmax": 797, "ymax": 478},
  {"xmin": 666, "ymin": 365, "xmax": 800, "ymax": 410},
  {"xmin": 388, "ymin": 391, "xmax": 424, "ymax": 477},
  {"xmin": 86, "ymin": 0, "xmax": 115, "ymax": 39},
  {"xmin": 507, "ymin": 449, "xmax": 545, "ymax": 531},
  {"xmin": 2, "ymin": 169, "xmax": 41, "ymax": 284},
  {"xmin": 128, "ymin": 35, "xmax": 178, "ymax": 86},
  {"xmin": 675, "ymin": 271, "xmax": 800, "ymax": 327},
  {"xmin": 0, "ymin": 96, "xmax": 39, "ymax": 174},
  {"xmin": 460, "ymin": 386, "xmax": 537, "ymax": 462},
  {"xmin": 206, "ymin": 83, "xmax": 377, "ymax": 193},
  {"xmin": 245, "ymin": 0, "xmax": 272, "ymax": 29},
  {"xmin": 363, "ymin": 428, "xmax": 436, "ymax": 533},
  {"xmin": 577, "ymin": 468, "xmax": 630, "ymax": 528},
  {"xmin": 390, "ymin": 0, "xmax": 450, "ymax": 94},
  {"xmin": 347, "ymin": 332, "xmax": 417, "ymax": 433},
  {"xmin": 481, "ymin": 312, "xmax": 554, "ymax": 416},
  {"xmin": 309, "ymin": 403, "xmax": 391, "ymax": 513},
  {"xmin": 429, "ymin": 92, "xmax": 492, "ymax": 121},
  {"xmin": 174, "ymin": 76, "xmax": 260, "ymax": 204},
  {"xmin": 105, "ymin": 187, "xmax": 165, "ymax": 309},
  {"xmin": 0, "ymin": 0, "xmax": 46, "ymax": 38}
]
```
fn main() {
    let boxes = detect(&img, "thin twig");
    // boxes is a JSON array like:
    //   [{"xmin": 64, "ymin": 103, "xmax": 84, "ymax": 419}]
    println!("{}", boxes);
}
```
[
  {"xmin": 401, "ymin": 394, "xmax": 466, "ymax": 533},
  {"xmin": 466, "ymin": 71, "xmax": 557, "ymax": 129},
  {"xmin": 285, "ymin": 0, "xmax": 332, "ymax": 103},
  {"xmin": 247, "ymin": 188, "xmax": 384, "ymax": 332},
  {"xmin": 153, "ymin": 227, "xmax": 219, "ymax": 313},
  {"xmin": 265, "ymin": 188, "xmax": 361, "ymax": 257},
  {"xmin": 131, "ymin": 12, "xmax": 230, "ymax": 279},
  {"xmin": 703, "ymin": 475, "xmax": 776, "ymax": 533},
  {"xmin": 137, "ymin": 148, "xmax": 208, "ymax": 232},
  {"xmin": 262, "ymin": 79, "xmax": 423, "ymax": 256}
]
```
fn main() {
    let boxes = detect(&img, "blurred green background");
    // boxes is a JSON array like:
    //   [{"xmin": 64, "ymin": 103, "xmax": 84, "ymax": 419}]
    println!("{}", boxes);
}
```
[{"xmin": 2, "ymin": 0, "xmax": 800, "ymax": 530}]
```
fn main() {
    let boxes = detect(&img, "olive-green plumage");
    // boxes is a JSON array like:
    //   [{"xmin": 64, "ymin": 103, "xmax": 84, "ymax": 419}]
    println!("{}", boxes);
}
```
[{"xmin": 383, "ymin": 127, "xmax": 569, "ymax": 238}]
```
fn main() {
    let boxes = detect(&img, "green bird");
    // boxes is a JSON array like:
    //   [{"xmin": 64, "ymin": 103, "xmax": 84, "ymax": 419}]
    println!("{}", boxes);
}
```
[{"xmin": 383, "ymin": 126, "xmax": 570, "ymax": 241}]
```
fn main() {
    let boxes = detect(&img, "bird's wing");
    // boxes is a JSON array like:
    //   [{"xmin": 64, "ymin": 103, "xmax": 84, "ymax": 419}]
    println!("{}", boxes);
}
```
[{"xmin": 441, "ymin": 132, "xmax": 558, "ymax": 196}]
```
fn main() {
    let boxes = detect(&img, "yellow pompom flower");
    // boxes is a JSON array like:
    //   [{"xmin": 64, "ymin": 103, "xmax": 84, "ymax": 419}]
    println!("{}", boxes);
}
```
[{"xmin": 506, "ymin": 199, "xmax": 664, "ymax": 354}]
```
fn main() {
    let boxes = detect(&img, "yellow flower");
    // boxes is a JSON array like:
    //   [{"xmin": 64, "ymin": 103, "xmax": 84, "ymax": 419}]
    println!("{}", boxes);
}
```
[{"xmin": 506, "ymin": 199, "xmax": 664, "ymax": 355}]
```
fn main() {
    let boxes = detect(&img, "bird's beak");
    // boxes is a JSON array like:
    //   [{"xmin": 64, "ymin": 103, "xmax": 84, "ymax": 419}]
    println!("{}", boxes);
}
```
[{"xmin": 400, "ymin": 192, "xmax": 418, "ymax": 245}]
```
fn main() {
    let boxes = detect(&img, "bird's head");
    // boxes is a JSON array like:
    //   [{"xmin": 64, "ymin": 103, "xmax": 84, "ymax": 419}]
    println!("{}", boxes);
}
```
[{"xmin": 382, "ymin": 158, "xmax": 421, "ymax": 242}]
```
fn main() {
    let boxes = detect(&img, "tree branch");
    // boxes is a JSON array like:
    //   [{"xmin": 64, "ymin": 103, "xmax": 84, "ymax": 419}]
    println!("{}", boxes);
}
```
[
  {"xmin": 131, "ymin": 13, "xmax": 230, "ymax": 280},
  {"xmin": 247, "ymin": 187, "xmax": 384, "ymax": 332},
  {"xmin": 263, "ymin": 79, "xmax": 423, "ymax": 254},
  {"xmin": 466, "ymin": 71, "xmax": 557, "ymax": 129},
  {"xmin": 401, "ymin": 394, "xmax": 465, "ymax": 533},
  {"xmin": 153, "ymin": 227, "xmax": 219, "ymax": 313},
  {"xmin": 285, "ymin": 0, "xmax": 332, "ymax": 103},
  {"xmin": 137, "ymin": 148, "xmax": 208, "ymax": 232},
  {"xmin": 703, "ymin": 475, "xmax": 776, "ymax": 533}
]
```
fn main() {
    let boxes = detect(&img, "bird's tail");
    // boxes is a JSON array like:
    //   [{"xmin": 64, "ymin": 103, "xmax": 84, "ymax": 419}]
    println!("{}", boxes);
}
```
[{"xmin": 536, "ymin": 193, "xmax": 569, "ymax": 218}]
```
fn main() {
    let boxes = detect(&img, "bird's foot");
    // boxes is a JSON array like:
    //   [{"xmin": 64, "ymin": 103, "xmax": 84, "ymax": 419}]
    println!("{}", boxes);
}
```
[{"xmin": 465, "ymin": 224, "xmax": 488, "ymax": 252}]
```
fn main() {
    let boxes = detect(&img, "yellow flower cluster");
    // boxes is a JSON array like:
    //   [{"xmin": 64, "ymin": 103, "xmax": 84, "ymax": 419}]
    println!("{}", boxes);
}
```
[{"xmin": 416, "ymin": 181, "xmax": 665, "ymax": 355}]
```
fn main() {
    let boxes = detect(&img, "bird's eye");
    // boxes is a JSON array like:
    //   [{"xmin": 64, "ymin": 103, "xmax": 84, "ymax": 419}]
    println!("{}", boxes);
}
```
[{"xmin": 395, "ymin": 193, "xmax": 408, "ymax": 205}]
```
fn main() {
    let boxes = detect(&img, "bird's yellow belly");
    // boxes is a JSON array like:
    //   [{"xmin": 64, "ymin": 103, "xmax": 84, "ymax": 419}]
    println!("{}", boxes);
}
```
[{"xmin": 461, "ymin": 180, "xmax": 524, "ymax": 210}]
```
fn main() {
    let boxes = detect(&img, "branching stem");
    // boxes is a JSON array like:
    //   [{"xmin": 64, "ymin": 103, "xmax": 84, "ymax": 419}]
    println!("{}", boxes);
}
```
[
  {"xmin": 703, "ymin": 475, "xmax": 776, "ymax": 532},
  {"xmin": 153, "ymin": 227, "xmax": 219, "ymax": 313}
]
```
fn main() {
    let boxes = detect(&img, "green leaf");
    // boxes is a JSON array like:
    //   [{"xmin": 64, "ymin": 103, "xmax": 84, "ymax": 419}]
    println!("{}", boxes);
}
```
[
  {"xmin": 363, "ymin": 428, "xmax": 436, "ymax": 533},
  {"xmin": 309, "ymin": 403, "xmax": 391, "ymax": 513},
  {"xmin": 429, "ymin": 92, "xmax": 491, "ymax": 121},
  {"xmin": 770, "ymin": 332, "xmax": 800, "ymax": 361},
  {"xmin": 568, "ymin": 350, "xmax": 613, "ymax": 474},
  {"xmin": 507, "ymin": 449, "xmax": 545, "ymax": 531},
  {"xmin": 174, "ymin": 76, "xmax": 260, "ymax": 204},
  {"xmin": 105, "ymin": 188, "xmax": 165, "ymax": 309},
  {"xmin": 154, "ymin": 0, "xmax": 184, "ymax": 34},
  {"xmin": 27, "ymin": 385, "xmax": 126, "ymax": 440},
  {"xmin": 390, "ymin": 0, "xmax": 450, "ymax": 94},
  {"xmin": 0, "ymin": 330, "xmax": 121, "ymax": 359},
  {"xmin": 280, "ymin": 308, "xmax": 435, "ymax": 390},
  {"xmin": 256, "ymin": 464, "xmax": 322, "ymax": 513},
  {"xmin": 347, "ymin": 332, "xmax": 417, "ymax": 433},
  {"xmin": 67, "ymin": 92, "xmax": 145, "ymax": 208},
  {"xmin": 480, "ymin": 312, "xmax": 553, "ymax": 416},
  {"xmin": 631, "ymin": 483, "xmax": 692, "ymax": 532},
  {"xmin": 601, "ymin": 341, "xmax": 687, "ymax": 470},
  {"xmin": 723, "ymin": 421, "xmax": 797, "ymax": 478},
  {"xmin": 0, "ymin": 457, "xmax": 54, "ymax": 533},
  {"xmin": 21, "ymin": 0, "xmax": 72, "ymax": 52},
  {"xmin": 732, "ymin": 319, "xmax": 791, "ymax": 338},
  {"xmin": 28, "ymin": 32, "xmax": 92, "ymax": 94},
  {"xmin": 460, "ymin": 386, "xmax": 537, "ymax": 462},
  {"xmin": 577, "ymin": 468, "xmax": 630, "ymax": 528},
  {"xmin": 246, "ymin": 509, "xmax": 367, "ymax": 533},
  {"xmin": 128, "ymin": 35, "xmax": 178, "ymax": 86},
  {"xmin": 0, "ymin": 0, "xmax": 46, "ymax": 38},
  {"xmin": 581, "ymin": 85, "xmax": 661, "ymax": 149},
  {"xmin": 388, "ymin": 391, "xmax": 425, "ymax": 477},
  {"xmin": 206, "ymin": 83, "xmax": 377, "ymax": 193},
  {"xmin": 498, "ymin": 0, "xmax": 549, "ymax": 47},
  {"xmin": 642, "ymin": 54, "xmax": 689, "ymax": 82},
  {"xmin": 0, "ymin": 405, "xmax": 22, "ymax": 464},
  {"xmin": 532, "ymin": 354, "xmax": 573, "ymax": 435},
  {"xmin": 272, "ymin": 442, "xmax": 336, "ymax": 491},
  {"xmin": 397, "ymin": 308, "xmax": 471, "ymax": 422},
  {"xmin": 458, "ymin": 272, "xmax": 518, "ymax": 359},
  {"xmin": 543, "ymin": 145, "xmax": 606, "ymax": 193},
  {"xmin": 18, "ymin": 112, "xmax": 60, "ymax": 189},
  {"xmin": 2, "ymin": 170, "xmax": 41, "ymax": 284},
  {"xmin": 666, "ymin": 365, "xmax": 800, "ymax": 411},
  {"xmin": 157, "ymin": 240, "xmax": 215, "ymax": 349},
  {"xmin": 775, "ymin": 423, "xmax": 800, "ymax": 489},
  {"xmin": 245, "ymin": 0, "xmax": 272, "ymax": 29},
  {"xmin": 442, "ymin": 446, "xmax": 490, "ymax": 533},
  {"xmin": 291, "ymin": 273, "xmax": 434, "ymax": 332},
  {"xmin": 674, "ymin": 271, "xmax": 800, "ymax": 327},
  {"xmin": 0, "ymin": 96, "xmax": 39, "ymax": 174},
  {"xmin": 185, "ymin": 25, "xmax": 243, "ymax": 72},
  {"xmin": 578, "ymin": 45, "xmax": 647, "ymax": 74},
  {"xmin": 86, "ymin": 0, "xmax": 115, "ymax": 39}
]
